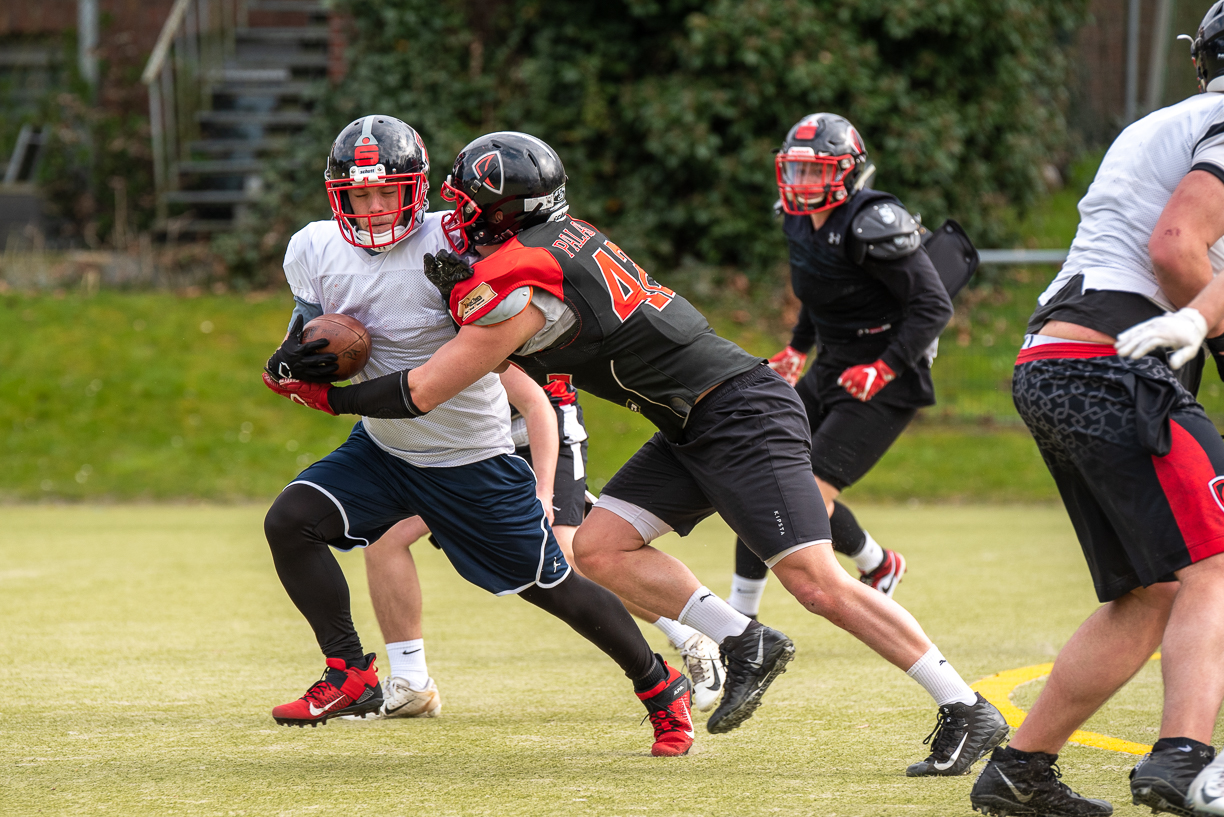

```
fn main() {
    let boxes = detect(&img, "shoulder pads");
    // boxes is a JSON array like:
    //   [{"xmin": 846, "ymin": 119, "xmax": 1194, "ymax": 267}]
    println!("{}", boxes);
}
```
[{"xmin": 851, "ymin": 200, "xmax": 922, "ymax": 261}]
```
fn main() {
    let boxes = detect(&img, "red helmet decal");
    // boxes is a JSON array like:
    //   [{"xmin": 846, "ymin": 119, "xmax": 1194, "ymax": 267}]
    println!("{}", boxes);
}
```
[
  {"xmin": 795, "ymin": 125, "xmax": 818, "ymax": 140},
  {"xmin": 414, "ymin": 131, "xmax": 429, "ymax": 165},
  {"xmin": 355, "ymin": 144, "xmax": 380, "ymax": 167},
  {"xmin": 473, "ymin": 151, "xmax": 504, "ymax": 194},
  {"xmin": 848, "ymin": 127, "xmax": 864, "ymax": 154}
]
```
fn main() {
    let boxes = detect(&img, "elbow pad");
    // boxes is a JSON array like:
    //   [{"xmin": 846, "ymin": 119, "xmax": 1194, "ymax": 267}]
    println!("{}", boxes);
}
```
[
  {"xmin": 850, "ymin": 201, "xmax": 922, "ymax": 263},
  {"xmin": 328, "ymin": 370, "xmax": 428, "ymax": 419}
]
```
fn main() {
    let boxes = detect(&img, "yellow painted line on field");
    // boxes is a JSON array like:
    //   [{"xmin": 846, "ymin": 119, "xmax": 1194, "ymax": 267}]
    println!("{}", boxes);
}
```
[{"xmin": 971, "ymin": 653, "xmax": 1161, "ymax": 756}]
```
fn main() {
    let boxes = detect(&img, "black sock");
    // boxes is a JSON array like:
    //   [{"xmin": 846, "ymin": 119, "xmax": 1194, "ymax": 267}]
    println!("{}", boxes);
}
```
[
  {"xmin": 829, "ymin": 500, "xmax": 867, "ymax": 558},
  {"xmin": 998, "ymin": 746, "xmax": 1056, "ymax": 763},
  {"xmin": 1154, "ymin": 737, "xmax": 1215, "ymax": 757},
  {"xmin": 632, "ymin": 653, "xmax": 669, "ymax": 694}
]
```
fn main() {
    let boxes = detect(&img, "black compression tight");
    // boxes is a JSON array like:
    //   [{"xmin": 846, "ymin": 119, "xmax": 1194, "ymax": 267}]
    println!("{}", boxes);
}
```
[
  {"xmin": 734, "ymin": 500, "xmax": 868, "ymax": 578},
  {"xmin": 265, "ymin": 484, "xmax": 659, "ymax": 686},
  {"xmin": 264, "ymin": 483, "xmax": 365, "ymax": 662},
  {"xmin": 520, "ymin": 574, "xmax": 660, "ymax": 686}
]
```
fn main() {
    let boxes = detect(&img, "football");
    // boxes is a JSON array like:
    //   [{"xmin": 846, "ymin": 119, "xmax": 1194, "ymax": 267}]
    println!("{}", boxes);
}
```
[{"xmin": 301, "ymin": 313, "xmax": 371, "ymax": 381}]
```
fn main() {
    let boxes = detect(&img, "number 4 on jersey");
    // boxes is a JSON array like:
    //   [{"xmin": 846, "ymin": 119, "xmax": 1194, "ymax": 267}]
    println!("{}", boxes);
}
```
[{"xmin": 593, "ymin": 239, "xmax": 675, "ymax": 322}]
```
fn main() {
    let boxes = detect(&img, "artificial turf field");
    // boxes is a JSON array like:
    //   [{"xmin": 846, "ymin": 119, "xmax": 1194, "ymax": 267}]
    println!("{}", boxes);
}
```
[{"xmin": 4, "ymin": 504, "xmax": 1215, "ymax": 817}]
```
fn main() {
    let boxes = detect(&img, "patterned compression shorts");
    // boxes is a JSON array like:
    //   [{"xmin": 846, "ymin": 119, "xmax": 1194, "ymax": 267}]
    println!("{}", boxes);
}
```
[{"xmin": 1013, "ymin": 342, "xmax": 1224, "ymax": 602}]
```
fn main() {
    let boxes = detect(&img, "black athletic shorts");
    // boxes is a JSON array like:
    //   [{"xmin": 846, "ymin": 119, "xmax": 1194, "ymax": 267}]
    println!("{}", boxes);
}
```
[
  {"xmin": 599, "ymin": 363, "xmax": 832, "ymax": 565},
  {"xmin": 1013, "ymin": 342, "xmax": 1224, "ymax": 602},
  {"xmin": 795, "ymin": 367, "xmax": 918, "ymax": 490},
  {"xmin": 515, "ymin": 402, "xmax": 589, "ymax": 527}
]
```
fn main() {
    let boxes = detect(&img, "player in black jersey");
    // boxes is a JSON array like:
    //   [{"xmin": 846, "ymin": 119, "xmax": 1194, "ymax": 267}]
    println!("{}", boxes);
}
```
[
  {"xmin": 273, "ymin": 131, "xmax": 1006, "ymax": 771},
  {"xmin": 728, "ymin": 114, "xmax": 955, "ymax": 621}
]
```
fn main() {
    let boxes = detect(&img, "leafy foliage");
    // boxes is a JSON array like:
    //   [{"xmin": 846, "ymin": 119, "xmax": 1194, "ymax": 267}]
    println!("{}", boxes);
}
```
[{"xmin": 240, "ymin": 0, "xmax": 1086, "ymax": 284}]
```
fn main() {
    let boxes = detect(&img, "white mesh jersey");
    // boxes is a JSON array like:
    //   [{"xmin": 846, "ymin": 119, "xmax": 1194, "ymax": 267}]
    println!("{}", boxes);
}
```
[
  {"xmin": 283, "ymin": 213, "xmax": 513, "ymax": 467},
  {"xmin": 1040, "ymin": 92, "xmax": 1224, "ymax": 311}
]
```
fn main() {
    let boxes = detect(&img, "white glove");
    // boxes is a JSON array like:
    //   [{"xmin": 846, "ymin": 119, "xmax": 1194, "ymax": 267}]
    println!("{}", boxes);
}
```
[{"xmin": 1115, "ymin": 307, "xmax": 1208, "ymax": 369}]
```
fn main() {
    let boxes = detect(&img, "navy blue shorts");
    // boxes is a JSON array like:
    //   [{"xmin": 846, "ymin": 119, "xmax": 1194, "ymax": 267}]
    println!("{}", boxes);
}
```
[{"xmin": 290, "ymin": 423, "xmax": 570, "ymax": 595}]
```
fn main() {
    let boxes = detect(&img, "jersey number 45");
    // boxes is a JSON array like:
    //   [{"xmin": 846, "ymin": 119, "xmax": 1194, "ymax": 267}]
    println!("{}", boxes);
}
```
[{"xmin": 593, "ymin": 239, "xmax": 675, "ymax": 322}]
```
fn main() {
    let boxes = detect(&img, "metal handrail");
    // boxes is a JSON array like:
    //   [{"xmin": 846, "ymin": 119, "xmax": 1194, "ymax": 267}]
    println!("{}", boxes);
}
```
[{"xmin": 142, "ymin": 0, "xmax": 246, "ymax": 222}]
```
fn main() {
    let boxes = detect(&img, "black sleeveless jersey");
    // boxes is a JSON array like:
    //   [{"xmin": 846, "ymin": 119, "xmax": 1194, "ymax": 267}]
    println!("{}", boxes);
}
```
[{"xmin": 447, "ymin": 216, "xmax": 761, "ymax": 439}]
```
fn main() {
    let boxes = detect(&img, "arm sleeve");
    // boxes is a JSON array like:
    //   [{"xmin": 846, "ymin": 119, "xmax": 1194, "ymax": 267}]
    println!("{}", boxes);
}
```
[
  {"xmin": 859, "ymin": 249, "xmax": 954, "ymax": 373},
  {"xmin": 288, "ymin": 297, "xmax": 323, "ymax": 332},
  {"xmin": 788, "ymin": 306, "xmax": 819, "ymax": 354}
]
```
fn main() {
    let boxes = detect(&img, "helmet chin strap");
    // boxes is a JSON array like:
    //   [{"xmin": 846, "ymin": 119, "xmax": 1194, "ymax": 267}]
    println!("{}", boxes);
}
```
[{"xmin": 352, "ymin": 208, "xmax": 425, "ymax": 252}]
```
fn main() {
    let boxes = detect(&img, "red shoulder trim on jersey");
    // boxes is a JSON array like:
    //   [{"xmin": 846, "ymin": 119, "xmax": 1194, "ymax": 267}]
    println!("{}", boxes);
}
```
[{"xmin": 448, "ymin": 237, "xmax": 567, "ymax": 326}]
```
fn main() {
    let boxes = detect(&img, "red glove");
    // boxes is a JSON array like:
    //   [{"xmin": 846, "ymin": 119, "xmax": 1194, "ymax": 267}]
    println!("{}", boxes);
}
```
[
  {"xmin": 262, "ymin": 372, "xmax": 338, "ymax": 415},
  {"xmin": 837, "ymin": 359, "xmax": 896, "ymax": 401},
  {"xmin": 767, "ymin": 346, "xmax": 808, "ymax": 387}
]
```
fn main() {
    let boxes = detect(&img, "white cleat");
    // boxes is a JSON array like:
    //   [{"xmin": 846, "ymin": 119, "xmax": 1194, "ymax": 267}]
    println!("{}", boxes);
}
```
[
  {"xmin": 679, "ymin": 633, "xmax": 725, "ymax": 712},
  {"xmin": 1188, "ymin": 754, "xmax": 1224, "ymax": 814},
  {"xmin": 378, "ymin": 676, "xmax": 442, "ymax": 719}
]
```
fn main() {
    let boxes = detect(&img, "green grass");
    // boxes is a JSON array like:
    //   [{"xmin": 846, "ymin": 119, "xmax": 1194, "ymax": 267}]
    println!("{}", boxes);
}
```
[
  {"xmin": 1, "ymin": 289, "xmax": 1058, "ymax": 503},
  {"xmin": 4, "ymin": 504, "xmax": 1216, "ymax": 816}
]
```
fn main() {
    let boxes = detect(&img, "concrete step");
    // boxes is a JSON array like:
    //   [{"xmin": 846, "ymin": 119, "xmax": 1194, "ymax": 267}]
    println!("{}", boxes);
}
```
[
  {"xmin": 175, "ymin": 159, "xmax": 263, "ymax": 175},
  {"xmin": 231, "ymin": 51, "xmax": 329, "ymax": 68},
  {"xmin": 247, "ymin": 0, "xmax": 327, "ymax": 11},
  {"xmin": 236, "ymin": 26, "xmax": 330, "ymax": 42},
  {"xmin": 210, "ymin": 80, "xmax": 320, "ymax": 98},
  {"xmin": 156, "ymin": 218, "xmax": 239, "ymax": 234},
  {"xmin": 186, "ymin": 138, "xmax": 286, "ymax": 154},
  {"xmin": 164, "ymin": 190, "xmax": 258, "ymax": 205},
  {"xmin": 215, "ymin": 66, "xmax": 291, "ymax": 83},
  {"xmin": 196, "ymin": 110, "xmax": 313, "ymax": 127}
]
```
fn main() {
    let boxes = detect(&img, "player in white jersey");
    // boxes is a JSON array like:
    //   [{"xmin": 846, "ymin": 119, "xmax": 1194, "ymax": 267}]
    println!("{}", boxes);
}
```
[
  {"xmin": 970, "ymin": 6, "xmax": 1224, "ymax": 815},
  {"xmin": 260, "ymin": 115, "xmax": 697, "ymax": 757}
]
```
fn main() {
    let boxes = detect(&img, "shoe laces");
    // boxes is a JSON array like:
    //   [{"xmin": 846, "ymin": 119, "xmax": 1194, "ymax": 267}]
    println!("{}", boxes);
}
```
[
  {"xmin": 922, "ymin": 706, "xmax": 968, "ymax": 758},
  {"xmin": 303, "ymin": 678, "xmax": 344, "ymax": 707},
  {"xmin": 640, "ymin": 706, "xmax": 688, "ymax": 735},
  {"xmin": 682, "ymin": 651, "xmax": 712, "ymax": 686}
]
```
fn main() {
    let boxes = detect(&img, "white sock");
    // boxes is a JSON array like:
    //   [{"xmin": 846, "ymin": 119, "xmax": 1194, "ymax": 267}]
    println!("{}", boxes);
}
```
[
  {"xmin": 906, "ymin": 645, "xmax": 976, "ymax": 706},
  {"xmin": 678, "ymin": 586, "xmax": 751, "ymax": 644},
  {"xmin": 652, "ymin": 617, "xmax": 699, "ymax": 650},
  {"xmin": 729, "ymin": 574, "xmax": 768, "ymax": 617},
  {"xmin": 853, "ymin": 532, "xmax": 885, "ymax": 573},
  {"xmin": 386, "ymin": 639, "xmax": 429, "ymax": 689}
]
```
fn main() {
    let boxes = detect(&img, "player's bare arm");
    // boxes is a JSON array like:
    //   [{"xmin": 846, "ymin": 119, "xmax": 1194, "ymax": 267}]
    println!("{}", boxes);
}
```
[
  {"xmin": 406, "ymin": 304, "xmax": 545, "ymax": 412},
  {"xmin": 1149, "ymin": 168, "xmax": 1224, "ymax": 316},
  {"xmin": 499, "ymin": 364, "xmax": 558, "ymax": 522}
]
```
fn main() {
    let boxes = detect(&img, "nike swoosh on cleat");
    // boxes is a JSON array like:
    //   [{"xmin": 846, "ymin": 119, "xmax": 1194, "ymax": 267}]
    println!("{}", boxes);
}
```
[
  {"xmin": 933, "ymin": 733, "xmax": 970, "ymax": 771},
  {"xmin": 997, "ymin": 770, "xmax": 1034, "ymax": 803},
  {"xmin": 307, "ymin": 697, "xmax": 346, "ymax": 717},
  {"xmin": 751, "ymin": 630, "xmax": 764, "ymax": 668}
]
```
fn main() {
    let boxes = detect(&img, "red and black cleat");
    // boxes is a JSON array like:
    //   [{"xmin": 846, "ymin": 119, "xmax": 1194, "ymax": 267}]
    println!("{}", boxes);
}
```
[
  {"xmin": 272, "ymin": 653, "xmax": 383, "ymax": 727},
  {"xmin": 637, "ymin": 661, "xmax": 695, "ymax": 757}
]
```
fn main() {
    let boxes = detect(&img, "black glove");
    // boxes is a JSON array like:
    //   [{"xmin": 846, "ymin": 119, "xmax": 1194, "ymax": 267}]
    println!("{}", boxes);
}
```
[
  {"xmin": 423, "ymin": 250, "xmax": 474, "ymax": 301},
  {"xmin": 1207, "ymin": 334, "xmax": 1224, "ymax": 383},
  {"xmin": 265, "ymin": 314, "xmax": 339, "ymax": 382}
]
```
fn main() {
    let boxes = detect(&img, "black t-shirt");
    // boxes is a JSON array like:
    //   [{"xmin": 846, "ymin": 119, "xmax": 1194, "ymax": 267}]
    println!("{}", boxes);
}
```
[
  {"xmin": 448, "ymin": 216, "xmax": 762, "ymax": 440},
  {"xmin": 784, "ymin": 190, "xmax": 953, "ymax": 408}
]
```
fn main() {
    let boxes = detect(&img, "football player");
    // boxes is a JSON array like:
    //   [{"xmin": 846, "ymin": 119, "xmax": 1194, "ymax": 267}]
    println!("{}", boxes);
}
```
[
  {"xmin": 261, "ymin": 115, "xmax": 696, "ymax": 757},
  {"xmin": 968, "ymin": 5, "xmax": 1224, "ymax": 814},
  {"xmin": 272, "ymin": 130, "xmax": 1007, "ymax": 772},
  {"xmin": 357, "ymin": 372, "xmax": 726, "ymax": 718},
  {"xmin": 729, "ymin": 113, "xmax": 956, "ymax": 623}
]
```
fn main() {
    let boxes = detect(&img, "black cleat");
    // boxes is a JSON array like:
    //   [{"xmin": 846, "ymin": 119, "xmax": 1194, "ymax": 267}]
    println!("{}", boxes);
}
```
[
  {"xmin": 907, "ymin": 693, "xmax": 1009, "ymax": 776},
  {"xmin": 1130, "ymin": 741, "xmax": 1216, "ymax": 817},
  {"xmin": 705, "ymin": 621, "xmax": 794, "ymax": 734},
  {"xmin": 970, "ymin": 747, "xmax": 1113, "ymax": 816}
]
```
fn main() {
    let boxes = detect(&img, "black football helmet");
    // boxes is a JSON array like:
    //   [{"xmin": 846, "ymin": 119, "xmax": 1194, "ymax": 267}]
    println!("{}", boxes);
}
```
[
  {"xmin": 439, "ymin": 132, "xmax": 568, "ymax": 254},
  {"xmin": 324, "ymin": 115, "xmax": 430, "ymax": 251},
  {"xmin": 775, "ymin": 113, "xmax": 868, "ymax": 215},
  {"xmin": 1184, "ymin": 1, "xmax": 1224, "ymax": 92}
]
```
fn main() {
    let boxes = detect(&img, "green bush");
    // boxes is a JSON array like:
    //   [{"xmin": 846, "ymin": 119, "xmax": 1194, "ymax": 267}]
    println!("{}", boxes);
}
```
[{"xmin": 232, "ymin": 0, "xmax": 1086, "ymax": 283}]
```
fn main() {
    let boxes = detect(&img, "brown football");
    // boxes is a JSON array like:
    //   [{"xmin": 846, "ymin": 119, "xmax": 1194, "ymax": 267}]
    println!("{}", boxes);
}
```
[{"xmin": 302, "ymin": 313, "xmax": 371, "ymax": 381}]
